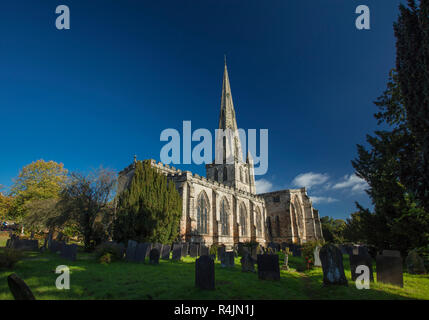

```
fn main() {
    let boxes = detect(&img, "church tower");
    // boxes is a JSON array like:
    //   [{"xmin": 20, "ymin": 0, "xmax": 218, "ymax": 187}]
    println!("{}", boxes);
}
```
[{"xmin": 206, "ymin": 59, "xmax": 256, "ymax": 194}]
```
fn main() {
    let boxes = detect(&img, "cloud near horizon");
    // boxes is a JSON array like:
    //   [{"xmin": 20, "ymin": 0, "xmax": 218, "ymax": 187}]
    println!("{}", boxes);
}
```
[
  {"xmin": 255, "ymin": 179, "xmax": 274, "ymax": 194},
  {"xmin": 332, "ymin": 174, "xmax": 368, "ymax": 193},
  {"xmin": 310, "ymin": 196, "xmax": 339, "ymax": 204},
  {"xmin": 292, "ymin": 172, "xmax": 330, "ymax": 189}
]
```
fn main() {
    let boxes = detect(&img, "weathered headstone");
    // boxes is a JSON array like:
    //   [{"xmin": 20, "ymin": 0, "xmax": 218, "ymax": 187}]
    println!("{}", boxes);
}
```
[
  {"xmin": 319, "ymin": 244, "xmax": 348, "ymax": 286},
  {"xmin": 181, "ymin": 242, "xmax": 189, "ymax": 257},
  {"xmin": 50, "ymin": 240, "xmax": 65, "ymax": 254},
  {"xmin": 149, "ymin": 248, "xmax": 160, "ymax": 265},
  {"xmin": 217, "ymin": 246, "xmax": 226, "ymax": 261},
  {"xmin": 161, "ymin": 244, "xmax": 171, "ymax": 260},
  {"xmin": 292, "ymin": 246, "xmax": 302, "ymax": 257},
  {"xmin": 349, "ymin": 251, "xmax": 374, "ymax": 281},
  {"xmin": 7, "ymin": 274, "xmax": 35, "ymax": 300},
  {"xmin": 199, "ymin": 245, "xmax": 209, "ymax": 257},
  {"xmin": 60, "ymin": 244, "xmax": 78, "ymax": 261},
  {"xmin": 195, "ymin": 255, "xmax": 215, "ymax": 290},
  {"xmin": 126, "ymin": 240, "xmax": 138, "ymax": 262},
  {"xmin": 257, "ymin": 254, "xmax": 280, "ymax": 280},
  {"xmin": 314, "ymin": 246, "xmax": 322, "ymax": 267},
  {"xmin": 376, "ymin": 251, "xmax": 403, "ymax": 287},
  {"xmin": 172, "ymin": 243, "xmax": 182, "ymax": 261},
  {"xmin": 240, "ymin": 254, "xmax": 255, "ymax": 272},
  {"xmin": 189, "ymin": 243, "xmax": 199, "ymax": 258},
  {"xmin": 135, "ymin": 242, "xmax": 151, "ymax": 263},
  {"xmin": 221, "ymin": 251, "xmax": 235, "ymax": 268},
  {"xmin": 406, "ymin": 250, "xmax": 426, "ymax": 274}
]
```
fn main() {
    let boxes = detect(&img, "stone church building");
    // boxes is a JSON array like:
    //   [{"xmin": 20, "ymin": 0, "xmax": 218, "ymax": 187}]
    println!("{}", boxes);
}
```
[{"xmin": 118, "ymin": 62, "xmax": 323, "ymax": 248}]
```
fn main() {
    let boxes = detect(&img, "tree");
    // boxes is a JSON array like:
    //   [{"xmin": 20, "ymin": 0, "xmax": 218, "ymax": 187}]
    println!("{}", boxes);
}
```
[
  {"xmin": 320, "ymin": 216, "xmax": 346, "ymax": 243},
  {"xmin": 0, "ymin": 192, "xmax": 13, "ymax": 220},
  {"xmin": 9, "ymin": 160, "xmax": 68, "ymax": 222},
  {"xmin": 394, "ymin": 0, "xmax": 429, "ymax": 212},
  {"xmin": 113, "ymin": 160, "xmax": 182, "ymax": 245},
  {"xmin": 55, "ymin": 168, "xmax": 116, "ymax": 251}
]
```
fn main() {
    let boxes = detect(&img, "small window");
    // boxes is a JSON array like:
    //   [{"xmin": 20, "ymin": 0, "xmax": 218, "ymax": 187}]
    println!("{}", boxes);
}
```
[{"xmin": 273, "ymin": 196, "xmax": 280, "ymax": 203}]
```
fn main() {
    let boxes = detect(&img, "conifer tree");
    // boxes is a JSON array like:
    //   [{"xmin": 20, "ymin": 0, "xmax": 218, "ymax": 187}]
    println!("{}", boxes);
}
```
[{"xmin": 113, "ymin": 160, "xmax": 182, "ymax": 244}]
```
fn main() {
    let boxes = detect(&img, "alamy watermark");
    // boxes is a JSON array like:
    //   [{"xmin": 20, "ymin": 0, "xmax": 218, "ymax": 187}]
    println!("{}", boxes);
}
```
[{"xmin": 160, "ymin": 121, "xmax": 269, "ymax": 176}]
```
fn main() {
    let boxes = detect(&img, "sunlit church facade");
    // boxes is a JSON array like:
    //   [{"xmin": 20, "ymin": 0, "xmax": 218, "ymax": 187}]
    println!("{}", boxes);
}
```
[{"xmin": 118, "ymin": 62, "xmax": 323, "ymax": 247}]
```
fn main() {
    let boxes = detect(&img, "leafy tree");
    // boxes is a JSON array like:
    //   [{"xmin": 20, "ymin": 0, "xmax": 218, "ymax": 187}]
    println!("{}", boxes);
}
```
[
  {"xmin": 320, "ymin": 216, "xmax": 346, "ymax": 243},
  {"xmin": 0, "ymin": 191, "xmax": 13, "ymax": 220},
  {"xmin": 54, "ymin": 168, "xmax": 116, "ymax": 251},
  {"xmin": 9, "ymin": 160, "xmax": 68, "ymax": 222},
  {"xmin": 113, "ymin": 160, "xmax": 182, "ymax": 245}
]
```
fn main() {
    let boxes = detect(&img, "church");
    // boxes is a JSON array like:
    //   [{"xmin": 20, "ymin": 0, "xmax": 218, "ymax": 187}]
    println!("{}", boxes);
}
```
[{"xmin": 118, "ymin": 62, "xmax": 323, "ymax": 248}]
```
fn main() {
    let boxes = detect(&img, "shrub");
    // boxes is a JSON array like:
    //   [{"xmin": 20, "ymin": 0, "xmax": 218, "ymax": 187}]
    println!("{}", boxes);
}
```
[
  {"xmin": 94, "ymin": 242, "xmax": 123, "ymax": 263},
  {"xmin": 0, "ymin": 248, "xmax": 23, "ymax": 269},
  {"xmin": 99, "ymin": 252, "xmax": 112, "ymax": 264},
  {"xmin": 209, "ymin": 244, "xmax": 218, "ymax": 257}
]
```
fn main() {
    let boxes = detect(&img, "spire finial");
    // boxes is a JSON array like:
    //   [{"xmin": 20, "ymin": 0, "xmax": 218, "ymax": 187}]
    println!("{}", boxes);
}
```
[
  {"xmin": 133, "ymin": 155, "xmax": 137, "ymax": 163},
  {"xmin": 224, "ymin": 54, "xmax": 227, "ymax": 66}
]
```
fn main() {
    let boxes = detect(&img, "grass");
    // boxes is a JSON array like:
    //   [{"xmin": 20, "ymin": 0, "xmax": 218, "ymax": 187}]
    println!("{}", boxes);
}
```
[{"xmin": 0, "ymin": 244, "xmax": 428, "ymax": 300}]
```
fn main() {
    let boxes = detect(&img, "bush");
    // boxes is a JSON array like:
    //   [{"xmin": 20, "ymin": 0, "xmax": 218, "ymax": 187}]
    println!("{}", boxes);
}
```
[
  {"xmin": 209, "ymin": 244, "xmax": 218, "ymax": 257},
  {"xmin": 0, "ymin": 248, "xmax": 23, "ymax": 269},
  {"xmin": 99, "ymin": 252, "xmax": 112, "ymax": 264},
  {"xmin": 301, "ymin": 240, "xmax": 324, "ymax": 270},
  {"xmin": 94, "ymin": 242, "xmax": 123, "ymax": 263}
]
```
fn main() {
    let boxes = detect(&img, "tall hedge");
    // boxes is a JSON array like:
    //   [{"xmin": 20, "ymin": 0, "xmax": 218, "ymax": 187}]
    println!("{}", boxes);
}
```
[{"xmin": 113, "ymin": 160, "xmax": 182, "ymax": 244}]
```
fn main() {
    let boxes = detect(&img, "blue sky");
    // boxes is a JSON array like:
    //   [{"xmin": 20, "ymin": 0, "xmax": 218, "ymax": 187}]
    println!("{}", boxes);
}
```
[{"xmin": 0, "ymin": 1, "xmax": 404, "ymax": 219}]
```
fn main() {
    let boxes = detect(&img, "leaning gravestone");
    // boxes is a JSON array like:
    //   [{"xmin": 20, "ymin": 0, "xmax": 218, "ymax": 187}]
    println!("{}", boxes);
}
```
[
  {"xmin": 217, "ymin": 246, "xmax": 226, "ymax": 261},
  {"xmin": 161, "ymin": 244, "xmax": 171, "ymax": 260},
  {"xmin": 221, "ymin": 251, "xmax": 235, "ymax": 268},
  {"xmin": 195, "ymin": 255, "xmax": 215, "ymax": 290},
  {"xmin": 135, "ymin": 242, "xmax": 151, "ymax": 263},
  {"xmin": 349, "ymin": 250, "xmax": 374, "ymax": 281},
  {"xmin": 319, "ymin": 244, "xmax": 348, "ymax": 286},
  {"xmin": 257, "ymin": 254, "xmax": 280, "ymax": 280},
  {"xmin": 189, "ymin": 243, "xmax": 199, "ymax": 258},
  {"xmin": 406, "ymin": 250, "xmax": 426, "ymax": 274},
  {"xmin": 126, "ymin": 240, "xmax": 138, "ymax": 262},
  {"xmin": 172, "ymin": 243, "xmax": 182, "ymax": 261},
  {"xmin": 7, "ymin": 274, "xmax": 35, "ymax": 300},
  {"xmin": 314, "ymin": 246, "xmax": 322, "ymax": 267},
  {"xmin": 241, "ymin": 254, "xmax": 255, "ymax": 273},
  {"xmin": 60, "ymin": 244, "xmax": 78, "ymax": 261},
  {"xmin": 376, "ymin": 250, "xmax": 403, "ymax": 287},
  {"xmin": 149, "ymin": 248, "xmax": 160, "ymax": 265}
]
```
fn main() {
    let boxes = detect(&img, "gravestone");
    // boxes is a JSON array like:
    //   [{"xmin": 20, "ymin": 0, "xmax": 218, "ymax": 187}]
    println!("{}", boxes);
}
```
[
  {"xmin": 376, "ymin": 251, "xmax": 403, "ymax": 287},
  {"xmin": 7, "ymin": 274, "xmax": 35, "ymax": 300},
  {"xmin": 195, "ymin": 255, "xmax": 215, "ymax": 290},
  {"xmin": 240, "ymin": 254, "xmax": 255, "ymax": 272},
  {"xmin": 172, "ymin": 244, "xmax": 182, "ymax": 261},
  {"xmin": 9, "ymin": 238, "xmax": 38, "ymax": 251},
  {"xmin": 60, "ymin": 244, "xmax": 78, "ymax": 261},
  {"xmin": 221, "ymin": 251, "xmax": 235, "ymax": 268},
  {"xmin": 257, "ymin": 254, "xmax": 280, "ymax": 280},
  {"xmin": 281, "ymin": 242, "xmax": 288, "ymax": 251},
  {"xmin": 149, "ymin": 248, "xmax": 160, "ymax": 265},
  {"xmin": 349, "ymin": 251, "xmax": 374, "ymax": 281},
  {"xmin": 189, "ymin": 243, "xmax": 199, "ymax": 258},
  {"xmin": 292, "ymin": 246, "xmax": 302, "ymax": 257},
  {"xmin": 314, "ymin": 246, "xmax": 322, "ymax": 267},
  {"xmin": 135, "ymin": 242, "xmax": 151, "ymax": 263},
  {"xmin": 406, "ymin": 250, "xmax": 426, "ymax": 274},
  {"xmin": 319, "ymin": 244, "xmax": 348, "ymax": 286},
  {"xmin": 199, "ymin": 245, "xmax": 209, "ymax": 257},
  {"xmin": 217, "ymin": 246, "xmax": 226, "ymax": 261},
  {"xmin": 50, "ymin": 240, "xmax": 65, "ymax": 254},
  {"xmin": 181, "ymin": 243, "xmax": 189, "ymax": 257},
  {"xmin": 152, "ymin": 243, "xmax": 162, "ymax": 255},
  {"xmin": 160, "ymin": 244, "xmax": 171, "ymax": 260},
  {"xmin": 126, "ymin": 240, "xmax": 138, "ymax": 262}
]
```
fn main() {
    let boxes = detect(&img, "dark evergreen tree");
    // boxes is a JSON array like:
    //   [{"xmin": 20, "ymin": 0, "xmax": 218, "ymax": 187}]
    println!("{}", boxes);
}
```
[{"xmin": 113, "ymin": 160, "xmax": 182, "ymax": 244}]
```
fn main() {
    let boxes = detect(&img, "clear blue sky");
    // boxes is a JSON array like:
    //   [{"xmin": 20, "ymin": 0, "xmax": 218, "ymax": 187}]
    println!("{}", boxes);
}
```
[{"xmin": 0, "ymin": 1, "xmax": 404, "ymax": 220}]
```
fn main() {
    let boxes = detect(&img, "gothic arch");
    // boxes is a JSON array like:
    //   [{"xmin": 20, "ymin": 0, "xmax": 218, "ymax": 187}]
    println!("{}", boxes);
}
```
[
  {"xmin": 219, "ymin": 196, "xmax": 230, "ymax": 236},
  {"xmin": 196, "ymin": 191, "xmax": 210, "ymax": 234},
  {"xmin": 239, "ymin": 202, "xmax": 247, "ymax": 236},
  {"xmin": 292, "ymin": 196, "xmax": 304, "ymax": 239},
  {"xmin": 255, "ymin": 206, "xmax": 262, "ymax": 236}
]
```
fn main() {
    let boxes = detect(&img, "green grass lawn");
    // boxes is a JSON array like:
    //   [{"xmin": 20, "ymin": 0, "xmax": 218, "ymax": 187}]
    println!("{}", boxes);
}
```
[{"xmin": 0, "ymin": 247, "xmax": 428, "ymax": 300}]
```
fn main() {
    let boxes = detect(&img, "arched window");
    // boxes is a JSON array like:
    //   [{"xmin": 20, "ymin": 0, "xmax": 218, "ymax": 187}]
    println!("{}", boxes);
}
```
[
  {"xmin": 197, "ymin": 192, "xmax": 209, "ymax": 234},
  {"xmin": 240, "ymin": 203, "xmax": 247, "ymax": 236},
  {"xmin": 256, "ymin": 207, "xmax": 262, "ymax": 236},
  {"xmin": 223, "ymin": 167, "xmax": 228, "ymax": 181},
  {"xmin": 240, "ymin": 168, "xmax": 243, "ymax": 182},
  {"xmin": 220, "ymin": 197, "xmax": 229, "ymax": 236},
  {"xmin": 214, "ymin": 168, "xmax": 218, "ymax": 181}
]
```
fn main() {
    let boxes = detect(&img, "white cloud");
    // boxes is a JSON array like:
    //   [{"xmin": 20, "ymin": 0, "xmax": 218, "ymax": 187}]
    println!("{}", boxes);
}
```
[
  {"xmin": 310, "ymin": 196, "xmax": 339, "ymax": 204},
  {"xmin": 292, "ymin": 172, "xmax": 329, "ymax": 189},
  {"xmin": 255, "ymin": 179, "xmax": 274, "ymax": 194},
  {"xmin": 332, "ymin": 174, "xmax": 368, "ymax": 193}
]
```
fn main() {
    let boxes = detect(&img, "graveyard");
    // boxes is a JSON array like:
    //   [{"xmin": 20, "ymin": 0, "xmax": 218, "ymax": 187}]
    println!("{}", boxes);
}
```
[{"xmin": 0, "ymin": 236, "xmax": 428, "ymax": 300}]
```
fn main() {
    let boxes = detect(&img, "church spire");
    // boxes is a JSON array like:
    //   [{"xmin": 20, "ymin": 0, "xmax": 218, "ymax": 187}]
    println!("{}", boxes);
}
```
[{"xmin": 218, "ymin": 58, "xmax": 238, "ymax": 131}]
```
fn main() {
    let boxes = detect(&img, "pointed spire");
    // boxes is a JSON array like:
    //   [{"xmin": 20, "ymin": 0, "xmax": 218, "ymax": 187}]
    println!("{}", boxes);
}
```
[{"xmin": 218, "ymin": 58, "xmax": 238, "ymax": 131}]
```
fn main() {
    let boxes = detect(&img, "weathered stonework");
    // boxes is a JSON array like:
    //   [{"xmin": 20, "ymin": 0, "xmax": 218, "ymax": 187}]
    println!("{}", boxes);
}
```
[{"xmin": 117, "ymin": 61, "xmax": 323, "ymax": 248}]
